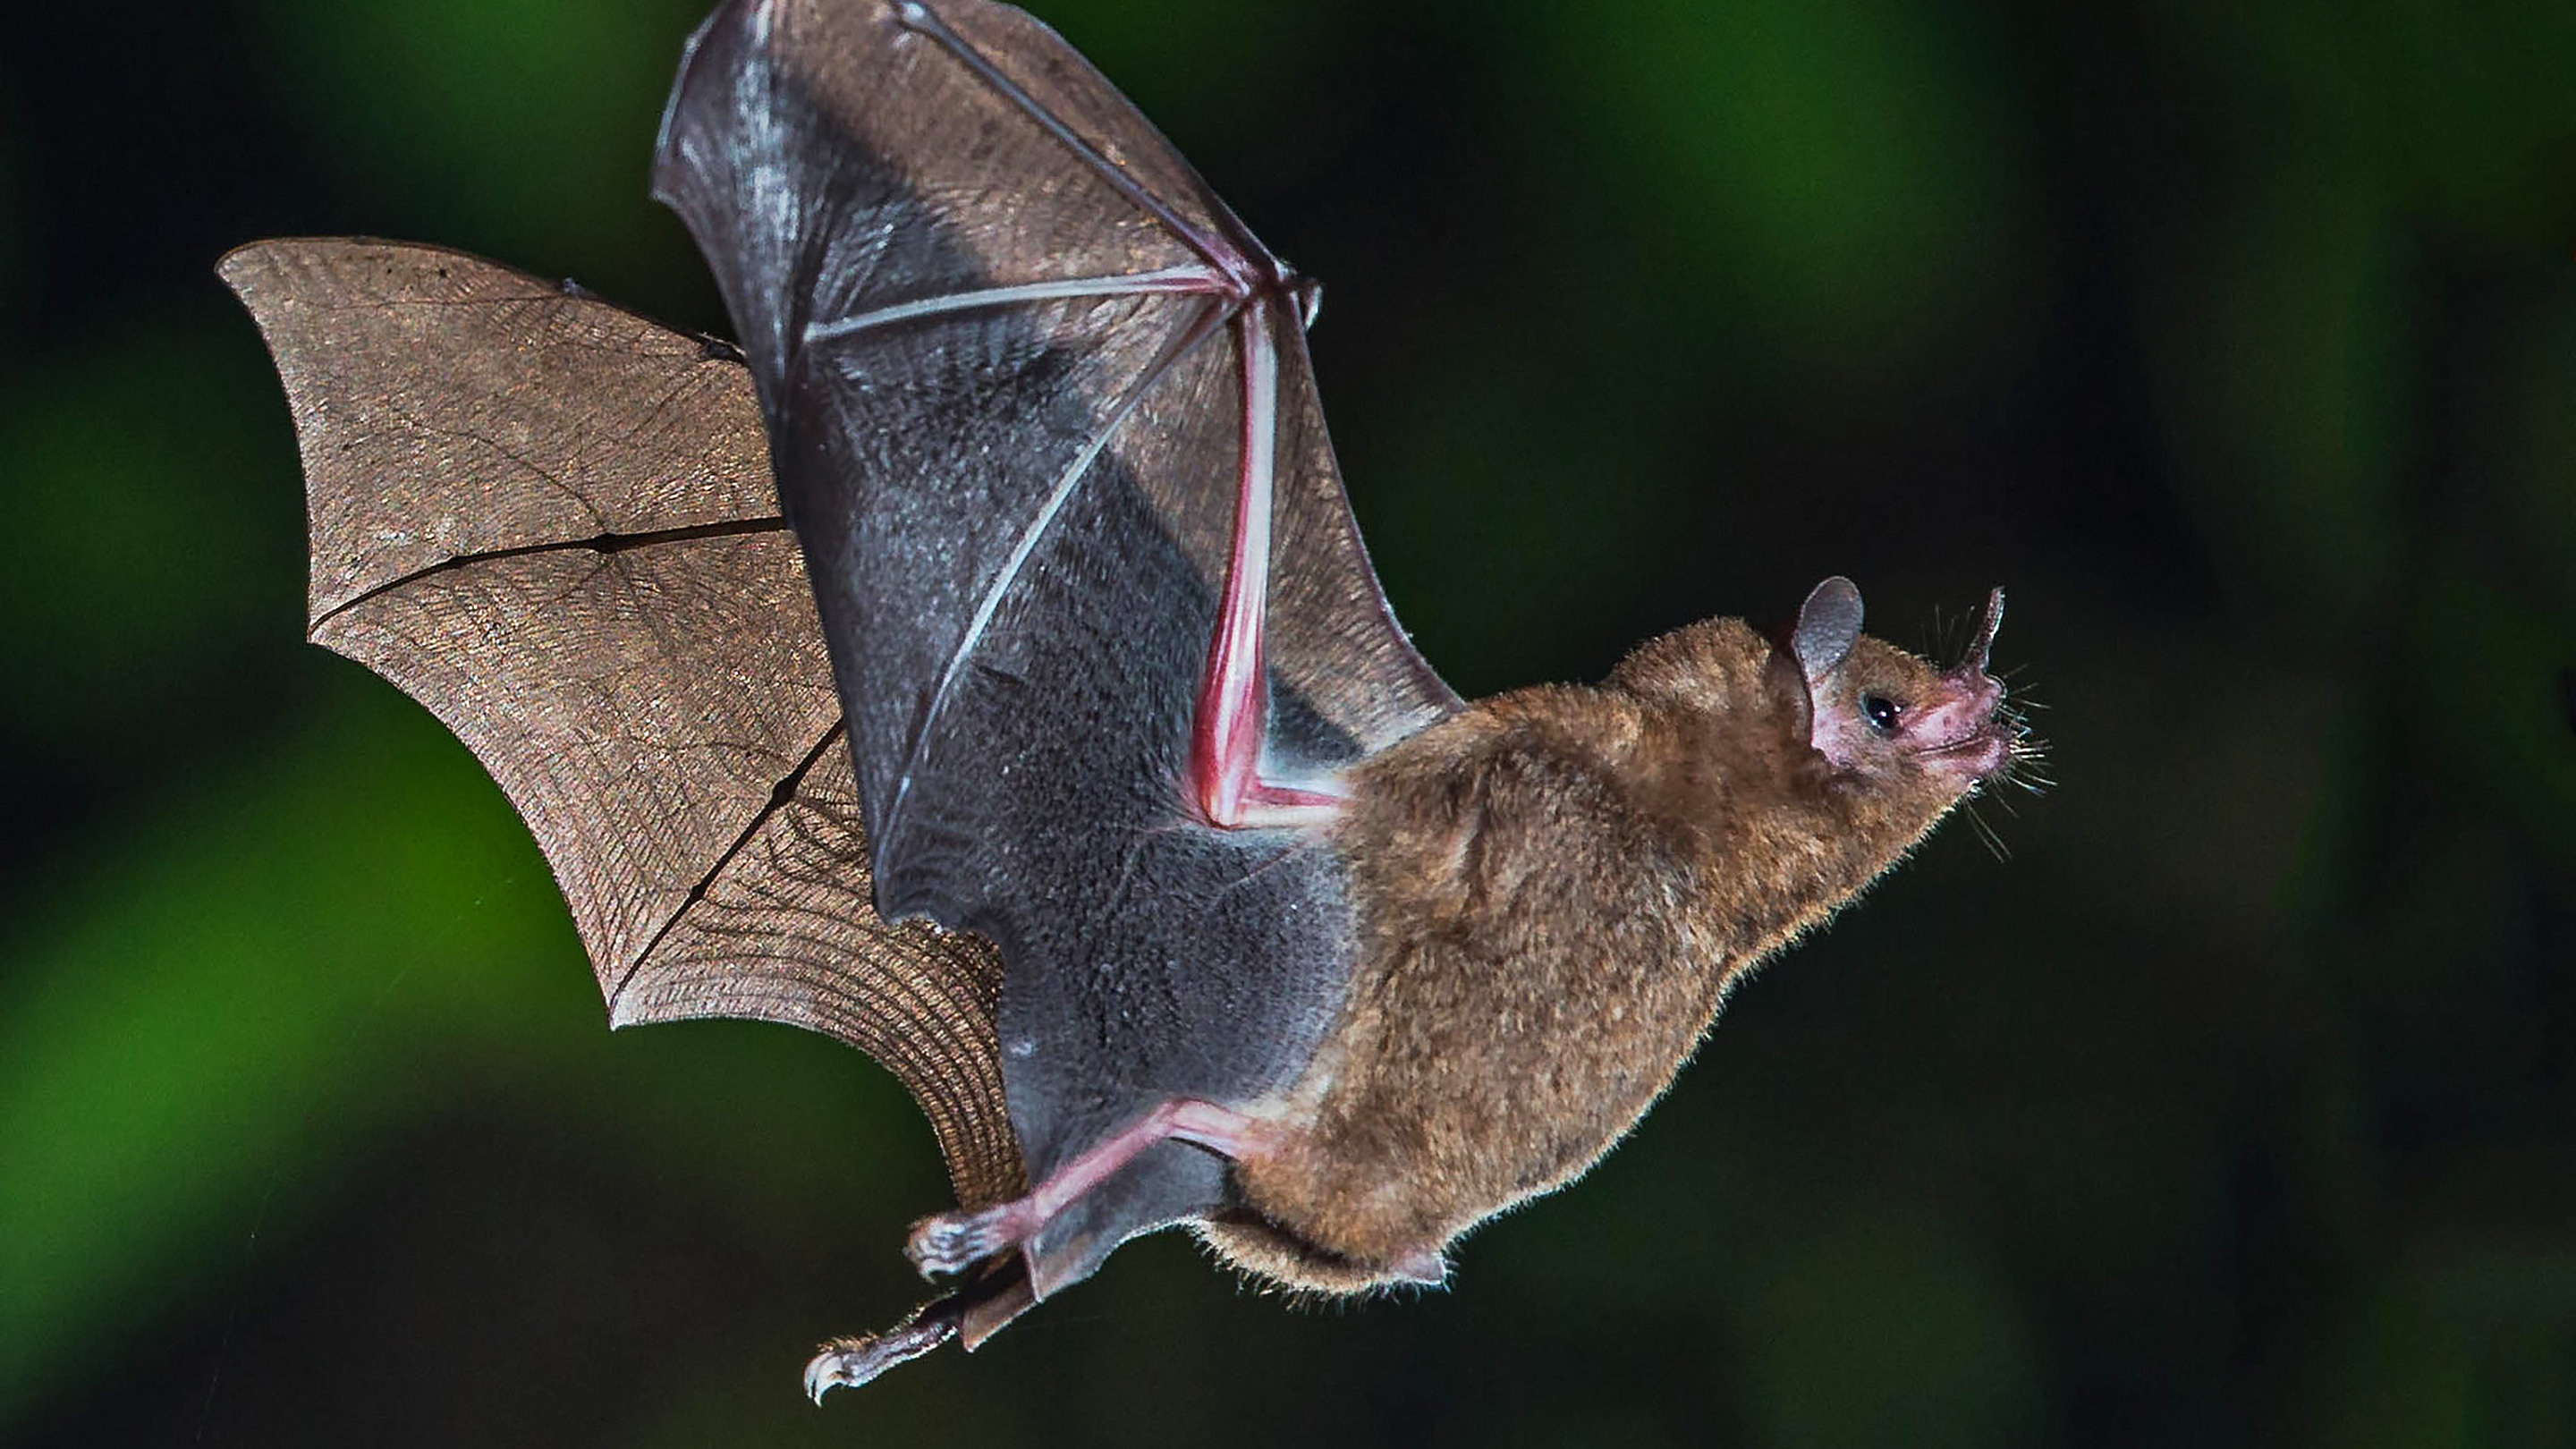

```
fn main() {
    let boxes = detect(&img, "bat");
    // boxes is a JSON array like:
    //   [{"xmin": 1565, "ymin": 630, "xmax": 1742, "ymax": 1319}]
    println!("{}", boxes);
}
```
[{"xmin": 222, "ymin": 0, "xmax": 2030, "ymax": 1399}]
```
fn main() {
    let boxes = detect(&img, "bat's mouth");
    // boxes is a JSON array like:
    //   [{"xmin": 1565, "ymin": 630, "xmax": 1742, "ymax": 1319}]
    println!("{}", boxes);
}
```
[{"xmin": 1919, "ymin": 722, "xmax": 2016, "ymax": 781}]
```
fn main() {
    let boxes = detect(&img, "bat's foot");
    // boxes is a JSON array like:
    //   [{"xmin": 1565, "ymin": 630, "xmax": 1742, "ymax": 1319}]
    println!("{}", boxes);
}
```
[
  {"xmin": 804, "ymin": 1315, "xmax": 956, "ymax": 1402},
  {"xmin": 805, "ymin": 1258, "xmax": 1037, "ymax": 1402},
  {"xmin": 907, "ymin": 1202, "xmax": 1027, "ymax": 1277}
]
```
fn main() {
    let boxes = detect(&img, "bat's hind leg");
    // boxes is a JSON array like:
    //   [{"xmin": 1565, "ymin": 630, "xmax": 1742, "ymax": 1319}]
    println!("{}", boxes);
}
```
[{"xmin": 906, "ymin": 1097, "xmax": 1270, "ymax": 1277}]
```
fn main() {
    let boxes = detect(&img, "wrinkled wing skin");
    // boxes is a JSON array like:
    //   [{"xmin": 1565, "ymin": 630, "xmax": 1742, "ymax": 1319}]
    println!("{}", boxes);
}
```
[
  {"xmin": 221, "ymin": 238, "xmax": 1022, "ymax": 1208},
  {"xmin": 653, "ymin": 0, "xmax": 1458, "ymax": 1285}
]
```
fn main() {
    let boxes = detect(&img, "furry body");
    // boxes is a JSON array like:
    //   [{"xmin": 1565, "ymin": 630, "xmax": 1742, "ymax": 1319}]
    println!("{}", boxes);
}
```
[{"xmin": 1209, "ymin": 613, "xmax": 2012, "ymax": 1287}]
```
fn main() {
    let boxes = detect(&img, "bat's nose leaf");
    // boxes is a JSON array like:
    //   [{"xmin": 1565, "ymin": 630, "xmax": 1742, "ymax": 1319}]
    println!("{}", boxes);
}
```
[{"xmin": 1960, "ymin": 586, "xmax": 2005, "ymax": 673}]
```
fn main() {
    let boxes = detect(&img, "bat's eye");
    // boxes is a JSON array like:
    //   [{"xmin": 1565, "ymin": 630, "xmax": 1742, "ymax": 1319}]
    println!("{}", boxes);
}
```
[{"xmin": 1861, "ymin": 693, "xmax": 1902, "ymax": 734}]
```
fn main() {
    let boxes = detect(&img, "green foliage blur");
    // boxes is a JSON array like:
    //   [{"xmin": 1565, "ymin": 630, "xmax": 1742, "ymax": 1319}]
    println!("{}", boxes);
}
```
[{"xmin": 4, "ymin": 0, "xmax": 2573, "ymax": 1444}]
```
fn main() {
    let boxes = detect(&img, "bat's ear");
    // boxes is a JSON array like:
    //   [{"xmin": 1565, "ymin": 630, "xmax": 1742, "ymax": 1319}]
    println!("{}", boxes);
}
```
[
  {"xmin": 1768, "ymin": 576, "xmax": 1863, "ymax": 746},
  {"xmin": 1792, "ymin": 576, "xmax": 1865, "ymax": 684}
]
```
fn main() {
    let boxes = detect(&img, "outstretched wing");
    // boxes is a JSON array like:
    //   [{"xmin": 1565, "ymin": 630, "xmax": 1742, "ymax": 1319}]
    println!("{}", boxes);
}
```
[
  {"xmin": 221, "ymin": 238, "xmax": 1023, "ymax": 1208},
  {"xmin": 653, "ymin": 0, "xmax": 1458, "ymax": 1285}
]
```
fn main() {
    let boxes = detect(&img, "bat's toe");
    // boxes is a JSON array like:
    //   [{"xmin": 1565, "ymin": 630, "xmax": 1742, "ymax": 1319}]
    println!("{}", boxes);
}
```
[
  {"xmin": 803, "ymin": 1344, "xmax": 864, "ymax": 1402},
  {"xmin": 905, "ymin": 1203, "xmax": 1022, "ymax": 1278}
]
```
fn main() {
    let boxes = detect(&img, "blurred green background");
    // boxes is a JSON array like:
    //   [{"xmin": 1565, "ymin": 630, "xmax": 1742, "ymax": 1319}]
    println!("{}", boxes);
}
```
[{"xmin": 4, "ymin": 0, "xmax": 2573, "ymax": 1445}]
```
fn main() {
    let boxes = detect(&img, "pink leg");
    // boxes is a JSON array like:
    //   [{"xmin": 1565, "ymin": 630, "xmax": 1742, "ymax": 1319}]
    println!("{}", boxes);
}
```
[
  {"xmin": 1188, "ymin": 301, "xmax": 1347, "ymax": 830},
  {"xmin": 907, "ymin": 1097, "xmax": 1271, "ymax": 1277}
]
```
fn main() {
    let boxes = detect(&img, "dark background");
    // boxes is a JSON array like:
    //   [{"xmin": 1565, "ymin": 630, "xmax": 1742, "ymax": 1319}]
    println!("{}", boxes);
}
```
[{"xmin": 4, "ymin": 0, "xmax": 2574, "ymax": 1445}]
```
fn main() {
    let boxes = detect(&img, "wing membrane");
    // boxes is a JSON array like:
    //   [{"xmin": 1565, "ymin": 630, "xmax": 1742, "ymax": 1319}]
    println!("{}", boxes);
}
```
[
  {"xmin": 651, "ymin": 0, "xmax": 1216, "ymax": 387},
  {"xmin": 222, "ymin": 238, "xmax": 1020, "ymax": 1206},
  {"xmin": 796, "ymin": 286, "xmax": 1223, "ymax": 843},
  {"xmin": 653, "ymin": 0, "xmax": 1457, "ymax": 1285},
  {"xmin": 654, "ymin": 0, "xmax": 1456, "ymax": 758},
  {"xmin": 1261, "ymin": 310, "xmax": 1462, "ymax": 746},
  {"xmin": 615, "ymin": 738, "xmax": 1023, "ymax": 1208},
  {"xmin": 230, "ymin": 240, "xmax": 779, "ymax": 620},
  {"xmin": 315, "ymin": 530, "xmax": 842, "ymax": 979}
]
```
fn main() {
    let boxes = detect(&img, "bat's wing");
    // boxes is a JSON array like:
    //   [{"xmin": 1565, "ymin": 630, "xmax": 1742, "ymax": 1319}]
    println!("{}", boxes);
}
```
[
  {"xmin": 653, "ymin": 0, "xmax": 1460, "ymax": 1290},
  {"xmin": 221, "ymin": 238, "xmax": 1024, "ymax": 1209}
]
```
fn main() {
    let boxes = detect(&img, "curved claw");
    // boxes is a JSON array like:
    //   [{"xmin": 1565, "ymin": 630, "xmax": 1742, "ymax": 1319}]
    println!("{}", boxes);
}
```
[
  {"xmin": 803, "ymin": 1313, "xmax": 958, "ymax": 1402},
  {"xmin": 806, "ymin": 1260, "xmax": 1038, "ymax": 1402},
  {"xmin": 906, "ymin": 1203, "xmax": 1026, "ymax": 1278}
]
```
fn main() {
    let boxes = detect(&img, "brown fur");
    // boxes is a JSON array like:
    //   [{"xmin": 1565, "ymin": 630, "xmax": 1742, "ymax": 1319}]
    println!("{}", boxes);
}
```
[{"xmin": 1201, "ymin": 617, "xmax": 2002, "ymax": 1290}]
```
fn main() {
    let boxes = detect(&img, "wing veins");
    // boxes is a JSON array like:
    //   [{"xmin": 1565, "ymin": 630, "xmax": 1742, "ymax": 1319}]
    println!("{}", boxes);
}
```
[
  {"xmin": 312, "ymin": 517, "xmax": 787, "ymax": 631},
  {"xmin": 892, "ymin": 1, "xmax": 1261, "ymax": 288},
  {"xmin": 883, "ymin": 294, "xmax": 1234, "ymax": 844},
  {"xmin": 804, "ymin": 266, "xmax": 1228, "ymax": 345},
  {"xmin": 608, "ymin": 718, "xmax": 850, "ymax": 1004}
]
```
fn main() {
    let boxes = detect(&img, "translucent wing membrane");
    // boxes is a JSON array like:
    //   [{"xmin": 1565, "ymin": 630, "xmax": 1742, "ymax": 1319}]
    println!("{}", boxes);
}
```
[
  {"xmin": 222, "ymin": 239, "xmax": 1021, "ymax": 1207},
  {"xmin": 651, "ymin": 0, "xmax": 1232, "ymax": 388},
  {"xmin": 656, "ymin": 0, "xmax": 1455, "ymax": 806},
  {"xmin": 1260, "ymin": 317, "xmax": 1458, "ymax": 744},
  {"xmin": 654, "ymin": 0, "xmax": 1459, "ymax": 1294}
]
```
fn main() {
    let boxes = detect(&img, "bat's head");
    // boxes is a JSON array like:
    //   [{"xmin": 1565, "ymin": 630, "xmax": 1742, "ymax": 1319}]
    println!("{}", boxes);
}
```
[
  {"xmin": 1606, "ymin": 578, "xmax": 2029, "ymax": 878},
  {"xmin": 1784, "ymin": 578, "xmax": 2021, "ymax": 826}
]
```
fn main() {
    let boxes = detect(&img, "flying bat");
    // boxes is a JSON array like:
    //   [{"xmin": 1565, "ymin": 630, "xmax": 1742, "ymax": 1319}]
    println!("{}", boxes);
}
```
[{"xmin": 222, "ymin": 0, "xmax": 2029, "ymax": 1398}]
